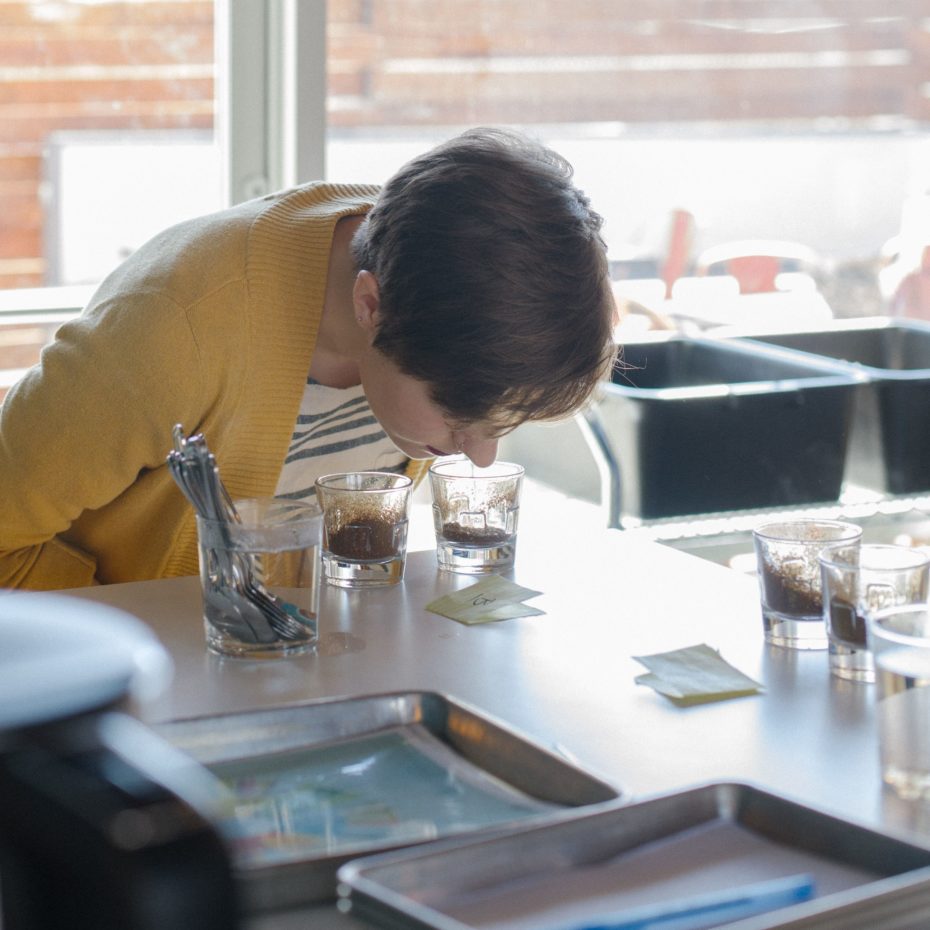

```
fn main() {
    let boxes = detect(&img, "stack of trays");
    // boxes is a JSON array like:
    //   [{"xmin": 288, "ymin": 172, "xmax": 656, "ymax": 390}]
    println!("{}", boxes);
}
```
[{"xmin": 157, "ymin": 693, "xmax": 930, "ymax": 926}]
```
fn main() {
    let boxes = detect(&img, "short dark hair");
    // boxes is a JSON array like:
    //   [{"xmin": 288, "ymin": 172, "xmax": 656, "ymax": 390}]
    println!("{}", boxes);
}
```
[{"xmin": 352, "ymin": 127, "xmax": 616, "ymax": 428}]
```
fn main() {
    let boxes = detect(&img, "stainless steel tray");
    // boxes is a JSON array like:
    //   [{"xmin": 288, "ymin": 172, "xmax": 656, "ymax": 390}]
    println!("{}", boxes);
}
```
[
  {"xmin": 338, "ymin": 781, "xmax": 930, "ymax": 930},
  {"xmin": 155, "ymin": 691, "xmax": 620, "ymax": 913}
]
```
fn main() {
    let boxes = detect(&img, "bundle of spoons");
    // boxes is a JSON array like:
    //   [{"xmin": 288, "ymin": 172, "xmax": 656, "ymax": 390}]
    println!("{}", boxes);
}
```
[{"xmin": 167, "ymin": 425, "xmax": 310, "ymax": 643}]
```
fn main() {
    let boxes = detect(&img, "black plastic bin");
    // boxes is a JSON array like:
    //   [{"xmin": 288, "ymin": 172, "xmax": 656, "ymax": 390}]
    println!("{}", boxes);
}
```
[
  {"xmin": 587, "ymin": 336, "xmax": 861, "ymax": 520},
  {"xmin": 741, "ymin": 319, "xmax": 930, "ymax": 495}
]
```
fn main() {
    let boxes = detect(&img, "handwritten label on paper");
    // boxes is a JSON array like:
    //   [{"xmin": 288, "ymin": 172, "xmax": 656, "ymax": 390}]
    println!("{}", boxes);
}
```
[
  {"xmin": 425, "ymin": 576, "xmax": 544, "ymax": 625},
  {"xmin": 633, "ymin": 643, "xmax": 764, "ymax": 707}
]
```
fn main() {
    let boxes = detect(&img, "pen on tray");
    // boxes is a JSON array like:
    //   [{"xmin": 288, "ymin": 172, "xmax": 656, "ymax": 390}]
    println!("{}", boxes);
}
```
[{"xmin": 568, "ymin": 873, "xmax": 815, "ymax": 930}]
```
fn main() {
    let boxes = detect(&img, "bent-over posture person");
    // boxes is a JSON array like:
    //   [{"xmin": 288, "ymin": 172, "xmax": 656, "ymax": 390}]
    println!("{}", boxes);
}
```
[{"xmin": 0, "ymin": 127, "xmax": 617, "ymax": 590}]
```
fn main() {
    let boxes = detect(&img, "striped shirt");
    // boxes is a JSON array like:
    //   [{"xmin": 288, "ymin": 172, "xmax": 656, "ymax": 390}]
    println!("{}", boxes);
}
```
[{"xmin": 274, "ymin": 378, "xmax": 407, "ymax": 503}]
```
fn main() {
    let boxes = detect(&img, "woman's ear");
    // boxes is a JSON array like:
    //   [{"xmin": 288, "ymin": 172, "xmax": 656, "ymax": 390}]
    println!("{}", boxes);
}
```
[{"xmin": 352, "ymin": 270, "xmax": 381, "ymax": 334}]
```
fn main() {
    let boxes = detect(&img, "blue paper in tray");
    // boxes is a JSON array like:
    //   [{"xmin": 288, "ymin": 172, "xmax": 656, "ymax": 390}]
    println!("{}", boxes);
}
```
[{"xmin": 210, "ymin": 724, "xmax": 556, "ymax": 866}]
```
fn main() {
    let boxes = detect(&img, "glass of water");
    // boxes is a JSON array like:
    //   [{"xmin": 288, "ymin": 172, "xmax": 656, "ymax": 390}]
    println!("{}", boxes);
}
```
[
  {"xmin": 196, "ymin": 497, "xmax": 322, "ymax": 659},
  {"xmin": 869, "ymin": 604, "xmax": 930, "ymax": 800}
]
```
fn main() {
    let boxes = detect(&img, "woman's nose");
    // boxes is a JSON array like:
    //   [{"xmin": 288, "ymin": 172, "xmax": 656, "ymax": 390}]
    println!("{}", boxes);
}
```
[{"xmin": 462, "ymin": 436, "xmax": 498, "ymax": 468}]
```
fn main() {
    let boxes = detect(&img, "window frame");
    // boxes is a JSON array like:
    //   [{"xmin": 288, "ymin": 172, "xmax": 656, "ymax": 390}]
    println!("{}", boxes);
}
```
[{"xmin": 218, "ymin": 0, "xmax": 328, "ymax": 206}]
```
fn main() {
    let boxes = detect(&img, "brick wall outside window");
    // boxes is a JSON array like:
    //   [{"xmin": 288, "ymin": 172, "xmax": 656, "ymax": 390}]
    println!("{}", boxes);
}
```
[{"xmin": 1, "ymin": 0, "xmax": 927, "ymax": 296}]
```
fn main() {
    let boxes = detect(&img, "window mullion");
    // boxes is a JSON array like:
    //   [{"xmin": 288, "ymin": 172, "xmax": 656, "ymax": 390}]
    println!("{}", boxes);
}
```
[{"xmin": 218, "ymin": 0, "xmax": 327, "ymax": 206}]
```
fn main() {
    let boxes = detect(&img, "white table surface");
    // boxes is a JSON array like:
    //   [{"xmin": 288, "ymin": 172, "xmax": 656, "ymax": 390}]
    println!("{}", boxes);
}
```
[{"xmin": 33, "ymin": 509, "xmax": 930, "ymax": 928}]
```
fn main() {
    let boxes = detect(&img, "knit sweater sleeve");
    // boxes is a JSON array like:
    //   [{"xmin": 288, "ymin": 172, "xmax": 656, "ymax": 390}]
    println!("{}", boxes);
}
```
[{"xmin": 0, "ymin": 290, "xmax": 204, "ymax": 589}]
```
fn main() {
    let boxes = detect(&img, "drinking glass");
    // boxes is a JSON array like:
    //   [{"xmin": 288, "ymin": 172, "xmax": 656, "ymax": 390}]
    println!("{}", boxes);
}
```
[
  {"xmin": 869, "ymin": 605, "xmax": 930, "ymax": 800},
  {"xmin": 196, "ymin": 497, "xmax": 321, "ymax": 658},
  {"xmin": 752, "ymin": 519, "xmax": 862, "ymax": 649},
  {"xmin": 820, "ymin": 543, "xmax": 930, "ymax": 682},
  {"xmin": 429, "ymin": 460, "xmax": 524, "ymax": 573},
  {"xmin": 315, "ymin": 472, "xmax": 412, "ymax": 587}
]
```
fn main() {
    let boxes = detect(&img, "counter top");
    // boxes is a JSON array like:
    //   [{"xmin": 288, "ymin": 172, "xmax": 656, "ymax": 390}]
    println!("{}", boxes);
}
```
[{"xmin": 27, "ymin": 519, "xmax": 930, "ymax": 928}]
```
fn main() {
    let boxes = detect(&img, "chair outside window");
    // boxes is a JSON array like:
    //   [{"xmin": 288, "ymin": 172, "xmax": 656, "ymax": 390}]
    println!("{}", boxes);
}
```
[{"xmin": 696, "ymin": 240, "xmax": 822, "ymax": 295}]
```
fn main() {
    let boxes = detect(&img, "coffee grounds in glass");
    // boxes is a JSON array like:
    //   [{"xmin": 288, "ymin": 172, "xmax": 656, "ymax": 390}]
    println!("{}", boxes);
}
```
[
  {"xmin": 328, "ymin": 519, "xmax": 401, "ymax": 560},
  {"xmin": 441, "ymin": 523, "xmax": 510, "ymax": 546}
]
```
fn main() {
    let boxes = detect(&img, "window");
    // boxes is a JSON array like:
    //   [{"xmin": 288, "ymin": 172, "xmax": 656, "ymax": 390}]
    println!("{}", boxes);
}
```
[
  {"xmin": 0, "ymin": 0, "xmax": 221, "ymax": 397},
  {"xmin": 324, "ymin": 1, "xmax": 930, "ymax": 326},
  {"xmin": 2, "ymin": 1, "xmax": 929, "ymax": 380},
  {"xmin": 1, "ymin": 0, "xmax": 219, "ymax": 293}
]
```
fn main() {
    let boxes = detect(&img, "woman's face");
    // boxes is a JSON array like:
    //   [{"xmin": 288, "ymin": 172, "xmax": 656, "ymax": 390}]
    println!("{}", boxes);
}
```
[{"xmin": 358, "ymin": 346, "xmax": 500, "ymax": 466}]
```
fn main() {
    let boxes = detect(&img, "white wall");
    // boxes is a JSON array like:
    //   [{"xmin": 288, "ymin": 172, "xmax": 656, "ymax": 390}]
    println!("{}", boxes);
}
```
[{"xmin": 328, "ymin": 128, "xmax": 930, "ymax": 264}]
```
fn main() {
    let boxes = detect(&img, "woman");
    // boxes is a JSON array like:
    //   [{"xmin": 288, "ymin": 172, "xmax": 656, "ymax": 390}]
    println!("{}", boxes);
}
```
[{"xmin": 0, "ymin": 127, "xmax": 616, "ymax": 589}]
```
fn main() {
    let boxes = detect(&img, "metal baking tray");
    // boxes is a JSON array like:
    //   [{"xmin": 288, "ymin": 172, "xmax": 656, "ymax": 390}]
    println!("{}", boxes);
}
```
[
  {"xmin": 338, "ymin": 781, "xmax": 930, "ymax": 930},
  {"xmin": 155, "ymin": 691, "xmax": 620, "ymax": 913}
]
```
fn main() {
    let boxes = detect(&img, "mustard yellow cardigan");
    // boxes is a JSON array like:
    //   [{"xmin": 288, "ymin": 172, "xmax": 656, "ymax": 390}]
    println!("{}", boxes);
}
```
[{"xmin": 0, "ymin": 182, "xmax": 428, "ymax": 590}]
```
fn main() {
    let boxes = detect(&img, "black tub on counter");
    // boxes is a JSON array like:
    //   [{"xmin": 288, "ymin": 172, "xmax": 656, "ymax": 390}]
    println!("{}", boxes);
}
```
[
  {"xmin": 582, "ymin": 335, "xmax": 863, "ymax": 521},
  {"xmin": 735, "ymin": 318, "xmax": 930, "ymax": 496}
]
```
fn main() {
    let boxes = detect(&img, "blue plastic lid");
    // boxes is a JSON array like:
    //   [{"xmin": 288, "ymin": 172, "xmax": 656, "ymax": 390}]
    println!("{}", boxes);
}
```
[{"xmin": 0, "ymin": 594, "xmax": 172, "ymax": 731}]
